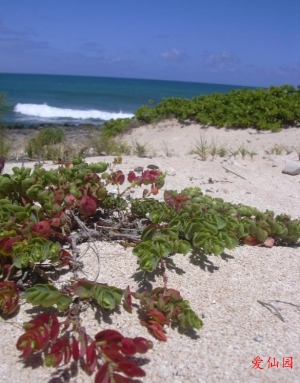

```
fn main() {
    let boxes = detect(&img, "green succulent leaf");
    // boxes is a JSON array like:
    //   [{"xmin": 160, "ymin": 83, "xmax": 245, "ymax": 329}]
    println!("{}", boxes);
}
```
[
  {"xmin": 178, "ymin": 309, "xmax": 203, "ymax": 329},
  {"xmin": 139, "ymin": 249, "xmax": 161, "ymax": 271},
  {"xmin": 24, "ymin": 284, "xmax": 72, "ymax": 310},
  {"xmin": 87, "ymin": 162, "xmax": 108, "ymax": 173},
  {"xmin": 177, "ymin": 240, "xmax": 192, "ymax": 255},
  {"xmin": 141, "ymin": 225, "xmax": 157, "ymax": 241}
]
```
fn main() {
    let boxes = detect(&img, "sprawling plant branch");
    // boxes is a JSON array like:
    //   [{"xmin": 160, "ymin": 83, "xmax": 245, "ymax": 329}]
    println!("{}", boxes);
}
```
[{"xmin": 0, "ymin": 157, "xmax": 299, "ymax": 381}]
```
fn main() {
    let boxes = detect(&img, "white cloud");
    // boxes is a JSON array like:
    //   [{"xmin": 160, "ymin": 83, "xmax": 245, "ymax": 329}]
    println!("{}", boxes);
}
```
[
  {"xmin": 201, "ymin": 51, "xmax": 239, "ymax": 72},
  {"xmin": 160, "ymin": 48, "xmax": 188, "ymax": 61}
]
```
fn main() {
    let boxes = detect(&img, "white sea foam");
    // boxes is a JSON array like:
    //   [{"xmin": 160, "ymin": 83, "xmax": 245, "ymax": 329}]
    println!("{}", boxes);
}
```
[{"xmin": 14, "ymin": 103, "xmax": 134, "ymax": 121}]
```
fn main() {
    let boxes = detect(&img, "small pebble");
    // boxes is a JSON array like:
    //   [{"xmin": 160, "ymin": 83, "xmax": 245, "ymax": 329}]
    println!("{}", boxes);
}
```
[{"xmin": 253, "ymin": 336, "xmax": 264, "ymax": 343}]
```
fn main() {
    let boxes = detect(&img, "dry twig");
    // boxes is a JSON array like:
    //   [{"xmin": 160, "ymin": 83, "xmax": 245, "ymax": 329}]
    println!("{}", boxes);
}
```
[
  {"xmin": 257, "ymin": 300, "xmax": 285, "ymax": 322},
  {"xmin": 222, "ymin": 166, "xmax": 248, "ymax": 181}
]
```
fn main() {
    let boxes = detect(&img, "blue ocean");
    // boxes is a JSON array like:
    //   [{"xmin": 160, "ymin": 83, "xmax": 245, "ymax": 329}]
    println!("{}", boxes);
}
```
[{"xmin": 0, "ymin": 73, "xmax": 250, "ymax": 125}]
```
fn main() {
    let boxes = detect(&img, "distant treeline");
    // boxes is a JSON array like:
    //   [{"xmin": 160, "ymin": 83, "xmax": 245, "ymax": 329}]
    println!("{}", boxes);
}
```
[{"xmin": 101, "ymin": 84, "xmax": 300, "ymax": 137}]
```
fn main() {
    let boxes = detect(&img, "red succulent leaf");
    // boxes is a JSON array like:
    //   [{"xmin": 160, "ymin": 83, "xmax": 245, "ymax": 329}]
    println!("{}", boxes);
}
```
[
  {"xmin": 28, "ymin": 313, "xmax": 59, "ymax": 342},
  {"xmin": 95, "ymin": 329, "xmax": 124, "ymax": 344},
  {"xmin": 242, "ymin": 235, "xmax": 260, "ymax": 246},
  {"xmin": 0, "ymin": 236, "xmax": 23, "ymax": 256},
  {"xmin": 58, "ymin": 249, "xmax": 73, "ymax": 266},
  {"xmin": 132, "ymin": 337, "xmax": 153, "ymax": 354},
  {"xmin": 94, "ymin": 362, "xmax": 110, "ymax": 383},
  {"xmin": 17, "ymin": 332, "xmax": 36, "ymax": 358},
  {"xmin": 31, "ymin": 220, "xmax": 51, "ymax": 237},
  {"xmin": 17, "ymin": 322, "xmax": 50, "ymax": 357},
  {"xmin": 0, "ymin": 281, "xmax": 19, "ymax": 315},
  {"xmin": 135, "ymin": 176, "xmax": 143, "ymax": 186},
  {"xmin": 141, "ymin": 170, "xmax": 151, "ymax": 185},
  {"xmin": 171, "ymin": 305, "xmax": 180, "ymax": 320},
  {"xmin": 45, "ymin": 352, "xmax": 63, "ymax": 368},
  {"xmin": 176, "ymin": 194, "xmax": 189, "ymax": 202},
  {"xmin": 116, "ymin": 171, "xmax": 125, "ymax": 185},
  {"xmin": 155, "ymin": 176, "xmax": 165, "ymax": 189},
  {"xmin": 109, "ymin": 171, "xmax": 125, "ymax": 185},
  {"xmin": 127, "ymin": 171, "xmax": 137, "ymax": 183},
  {"xmin": 100, "ymin": 345, "xmax": 124, "ymax": 363},
  {"xmin": 47, "ymin": 314, "xmax": 60, "ymax": 341},
  {"xmin": 164, "ymin": 190, "xmax": 176, "ymax": 206},
  {"xmin": 22, "ymin": 340, "xmax": 33, "ymax": 358},
  {"xmin": 86, "ymin": 341, "xmax": 97, "ymax": 374},
  {"xmin": 120, "ymin": 337, "xmax": 137, "ymax": 356},
  {"xmin": 112, "ymin": 373, "xmax": 131, "ymax": 383},
  {"xmin": 49, "ymin": 217, "xmax": 61, "ymax": 227},
  {"xmin": 118, "ymin": 360, "xmax": 146, "ymax": 378},
  {"xmin": 49, "ymin": 211, "xmax": 68, "ymax": 227},
  {"xmin": 77, "ymin": 195, "xmax": 97, "ymax": 216},
  {"xmin": 85, "ymin": 173, "xmax": 100, "ymax": 184},
  {"xmin": 54, "ymin": 193, "xmax": 64, "ymax": 204},
  {"xmin": 145, "ymin": 320, "xmax": 167, "ymax": 341},
  {"xmin": 0, "ymin": 260, "xmax": 12, "ymax": 279},
  {"xmin": 165, "ymin": 288, "xmax": 182, "ymax": 299},
  {"xmin": 164, "ymin": 190, "xmax": 188, "ymax": 210},
  {"xmin": 64, "ymin": 193, "xmax": 76, "ymax": 208},
  {"xmin": 72, "ymin": 336, "xmax": 79, "ymax": 361},
  {"xmin": 48, "ymin": 338, "xmax": 71, "ymax": 367},
  {"xmin": 56, "ymin": 211, "xmax": 67, "ymax": 226},
  {"xmin": 146, "ymin": 309, "xmax": 169, "ymax": 325},
  {"xmin": 151, "ymin": 185, "xmax": 159, "ymax": 195}
]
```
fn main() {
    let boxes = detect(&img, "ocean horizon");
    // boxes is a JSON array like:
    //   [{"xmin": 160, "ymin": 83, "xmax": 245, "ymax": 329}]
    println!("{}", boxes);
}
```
[{"xmin": 0, "ymin": 73, "xmax": 255, "ymax": 125}]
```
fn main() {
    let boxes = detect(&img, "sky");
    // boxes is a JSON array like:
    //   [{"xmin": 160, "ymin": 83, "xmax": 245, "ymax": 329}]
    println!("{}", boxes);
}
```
[{"xmin": 0, "ymin": 0, "xmax": 299, "ymax": 87}]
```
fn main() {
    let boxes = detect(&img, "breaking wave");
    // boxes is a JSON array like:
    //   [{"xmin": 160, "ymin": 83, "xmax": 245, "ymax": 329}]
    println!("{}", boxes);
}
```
[{"xmin": 14, "ymin": 103, "xmax": 134, "ymax": 121}]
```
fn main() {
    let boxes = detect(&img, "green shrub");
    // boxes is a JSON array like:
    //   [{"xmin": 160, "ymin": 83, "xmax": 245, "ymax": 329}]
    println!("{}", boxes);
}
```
[
  {"xmin": 100, "ymin": 117, "xmax": 134, "ymax": 138},
  {"xmin": 0, "ymin": 135, "xmax": 11, "ymax": 156},
  {"xmin": 134, "ymin": 85, "xmax": 300, "ymax": 131},
  {"xmin": 90, "ymin": 134, "xmax": 131, "ymax": 155},
  {"xmin": 0, "ymin": 93, "xmax": 12, "ymax": 157},
  {"xmin": 132, "ymin": 139, "xmax": 149, "ymax": 157},
  {"xmin": 0, "ymin": 93, "xmax": 11, "ymax": 121},
  {"xmin": 36, "ymin": 127, "xmax": 65, "ymax": 145},
  {"xmin": 25, "ymin": 127, "xmax": 66, "ymax": 158}
]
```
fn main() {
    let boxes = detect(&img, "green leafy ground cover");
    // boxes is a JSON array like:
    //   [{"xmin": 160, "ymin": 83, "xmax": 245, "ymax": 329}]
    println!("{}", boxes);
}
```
[{"xmin": 0, "ymin": 157, "xmax": 300, "ymax": 382}]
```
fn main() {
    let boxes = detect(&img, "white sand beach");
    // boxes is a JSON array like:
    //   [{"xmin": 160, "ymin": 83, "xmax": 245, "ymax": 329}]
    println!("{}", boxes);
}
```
[{"xmin": 1, "ymin": 121, "xmax": 300, "ymax": 383}]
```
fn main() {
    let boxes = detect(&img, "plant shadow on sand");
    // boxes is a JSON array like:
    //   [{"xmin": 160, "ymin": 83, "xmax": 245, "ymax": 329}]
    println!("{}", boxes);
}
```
[
  {"xmin": 189, "ymin": 249, "xmax": 234, "ymax": 273},
  {"xmin": 131, "ymin": 269, "xmax": 161, "ymax": 292},
  {"xmin": 131, "ymin": 258, "xmax": 185, "ymax": 293}
]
